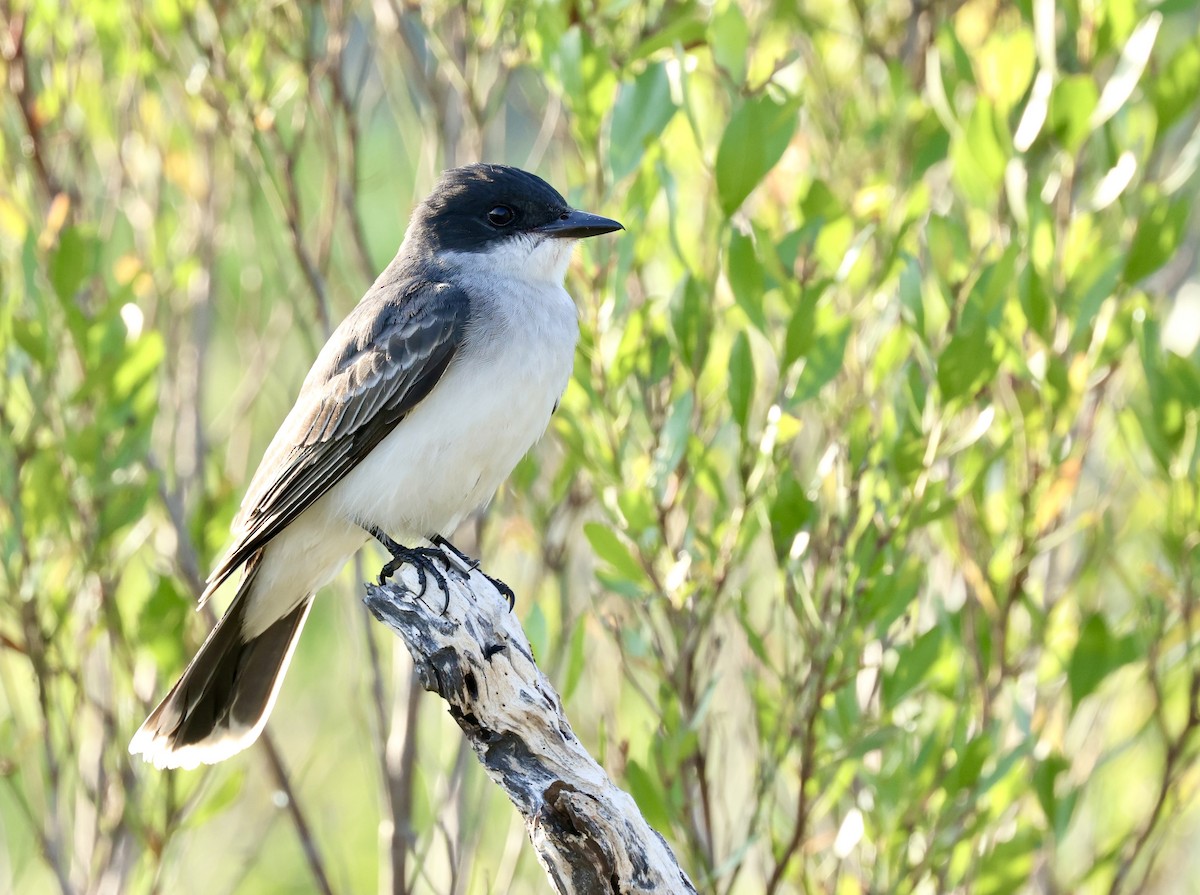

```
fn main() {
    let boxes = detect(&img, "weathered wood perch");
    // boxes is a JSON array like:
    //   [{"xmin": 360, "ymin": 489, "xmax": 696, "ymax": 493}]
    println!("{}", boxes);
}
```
[{"xmin": 363, "ymin": 553, "xmax": 698, "ymax": 895}]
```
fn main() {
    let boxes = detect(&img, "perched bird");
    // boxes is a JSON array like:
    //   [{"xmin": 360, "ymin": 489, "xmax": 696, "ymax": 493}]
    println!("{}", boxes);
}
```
[{"xmin": 130, "ymin": 164, "xmax": 622, "ymax": 769}]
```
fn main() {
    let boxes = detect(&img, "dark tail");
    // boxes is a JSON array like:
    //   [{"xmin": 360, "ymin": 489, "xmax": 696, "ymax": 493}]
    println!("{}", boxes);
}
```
[{"xmin": 130, "ymin": 558, "xmax": 313, "ymax": 769}]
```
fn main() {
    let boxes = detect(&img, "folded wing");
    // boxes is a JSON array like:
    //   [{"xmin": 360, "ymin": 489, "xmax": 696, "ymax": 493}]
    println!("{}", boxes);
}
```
[{"xmin": 202, "ymin": 279, "xmax": 470, "ymax": 604}]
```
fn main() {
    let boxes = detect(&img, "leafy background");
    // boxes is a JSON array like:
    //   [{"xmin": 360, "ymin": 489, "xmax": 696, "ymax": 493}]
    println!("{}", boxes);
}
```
[{"xmin": 3, "ymin": 0, "xmax": 1200, "ymax": 892}]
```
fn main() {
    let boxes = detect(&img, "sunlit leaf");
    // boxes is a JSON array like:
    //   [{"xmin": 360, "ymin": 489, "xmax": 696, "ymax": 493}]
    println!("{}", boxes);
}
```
[
  {"xmin": 584, "ymin": 522, "xmax": 647, "ymax": 584},
  {"xmin": 1152, "ymin": 36, "xmax": 1200, "ymax": 134},
  {"xmin": 710, "ymin": 3, "xmax": 749, "ymax": 83},
  {"xmin": 937, "ymin": 325, "xmax": 995, "ymax": 403},
  {"xmin": 1124, "ymin": 198, "xmax": 1191, "ymax": 283},
  {"xmin": 1048, "ymin": 75, "xmax": 1099, "ymax": 152},
  {"xmin": 951, "ymin": 99, "xmax": 1009, "ymax": 206},
  {"xmin": 716, "ymin": 95, "xmax": 798, "ymax": 215},
  {"xmin": 609, "ymin": 62, "xmax": 677, "ymax": 180}
]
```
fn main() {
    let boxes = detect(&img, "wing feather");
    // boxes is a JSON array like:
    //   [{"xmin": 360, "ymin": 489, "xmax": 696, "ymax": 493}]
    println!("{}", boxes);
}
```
[{"xmin": 201, "ymin": 278, "xmax": 469, "ymax": 602}]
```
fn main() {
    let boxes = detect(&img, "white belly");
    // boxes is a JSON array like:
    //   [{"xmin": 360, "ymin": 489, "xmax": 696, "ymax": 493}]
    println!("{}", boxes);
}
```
[{"xmin": 331, "ymin": 343, "xmax": 569, "ymax": 535}]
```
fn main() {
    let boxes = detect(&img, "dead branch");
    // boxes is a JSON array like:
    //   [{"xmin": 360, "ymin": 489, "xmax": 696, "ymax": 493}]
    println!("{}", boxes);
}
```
[{"xmin": 364, "ymin": 555, "xmax": 698, "ymax": 895}]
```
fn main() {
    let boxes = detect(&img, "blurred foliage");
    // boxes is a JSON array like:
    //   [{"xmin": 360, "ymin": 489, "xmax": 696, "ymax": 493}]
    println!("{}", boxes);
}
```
[{"xmin": 3, "ymin": 0, "xmax": 1200, "ymax": 893}]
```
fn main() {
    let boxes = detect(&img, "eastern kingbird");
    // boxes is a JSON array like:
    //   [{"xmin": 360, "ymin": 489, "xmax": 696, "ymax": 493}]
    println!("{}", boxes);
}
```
[{"xmin": 130, "ymin": 164, "xmax": 622, "ymax": 769}]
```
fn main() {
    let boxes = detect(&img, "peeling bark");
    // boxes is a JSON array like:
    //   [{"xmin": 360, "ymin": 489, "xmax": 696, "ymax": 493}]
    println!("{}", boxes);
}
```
[{"xmin": 364, "ymin": 558, "xmax": 698, "ymax": 895}]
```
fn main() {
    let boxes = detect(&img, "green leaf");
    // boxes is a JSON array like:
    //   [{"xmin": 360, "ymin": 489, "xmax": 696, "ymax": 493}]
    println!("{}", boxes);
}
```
[
  {"xmin": 98, "ymin": 480, "xmax": 152, "ymax": 539},
  {"xmin": 1070, "ymin": 256, "xmax": 1123, "ymax": 349},
  {"xmin": 1152, "ymin": 37, "xmax": 1200, "ymax": 134},
  {"xmin": 898, "ymin": 254, "xmax": 925, "ymax": 337},
  {"xmin": 12, "ymin": 316, "xmax": 49, "ymax": 366},
  {"xmin": 1092, "ymin": 11, "xmax": 1161, "ymax": 129},
  {"xmin": 525, "ymin": 603, "xmax": 549, "ymax": 660},
  {"xmin": 946, "ymin": 735, "xmax": 991, "ymax": 795},
  {"xmin": 625, "ymin": 759, "xmax": 673, "ymax": 831},
  {"xmin": 716, "ymin": 95, "xmax": 798, "ymax": 215},
  {"xmin": 1068, "ymin": 613, "xmax": 1137, "ymax": 708},
  {"xmin": 768, "ymin": 470, "xmax": 812, "ymax": 560},
  {"xmin": 951, "ymin": 99, "xmax": 1008, "ymax": 207},
  {"xmin": 584, "ymin": 522, "xmax": 647, "ymax": 584},
  {"xmin": 710, "ymin": 3, "xmax": 749, "ymax": 83},
  {"xmin": 927, "ymin": 214, "xmax": 971, "ymax": 285},
  {"xmin": 138, "ymin": 577, "xmax": 192, "ymax": 669},
  {"xmin": 113, "ymin": 330, "xmax": 165, "ymax": 406},
  {"xmin": 961, "ymin": 246, "xmax": 1017, "ymax": 331},
  {"xmin": 608, "ymin": 63, "xmax": 677, "ymax": 180},
  {"xmin": 1048, "ymin": 76, "xmax": 1099, "ymax": 152},
  {"xmin": 784, "ymin": 281, "xmax": 827, "ymax": 367},
  {"xmin": 552, "ymin": 28, "xmax": 617, "ymax": 144},
  {"xmin": 860, "ymin": 560, "xmax": 920, "ymax": 633},
  {"xmin": 651, "ymin": 391, "xmax": 693, "ymax": 497},
  {"xmin": 728, "ymin": 330, "xmax": 755, "ymax": 429},
  {"xmin": 672, "ymin": 275, "xmax": 713, "ymax": 373},
  {"xmin": 562, "ymin": 616, "xmax": 587, "ymax": 703},
  {"xmin": 976, "ymin": 828, "xmax": 1038, "ymax": 895},
  {"xmin": 727, "ymin": 230, "xmax": 765, "ymax": 331},
  {"xmin": 1033, "ymin": 753, "xmax": 1069, "ymax": 829},
  {"xmin": 189, "ymin": 768, "xmax": 247, "ymax": 820},
  {"xmin": 50, "ymin": 227, "xmax": 93, "ymax": 303},
  {"xmin": 883, "ymin": 627, "xmax": 944, "ymax": 708},
  {"xmin": 937, "ymin": 325, "xmax": 994, "ymax": 403},
  {"xmin": 791, "ymin": 304, "xmax": 849, "ymax": 405},
  {"xmin": 1123, "ymin": 198, "xmax": 1191, "ymax": 283},
  {"xmin": 800, "ymin": 179, "xmax": 841, "ymax": 223},
  {"xmin": 629, "ymin": 12, "xmax": 705, "ymax": 61},
  {"xmin": 1019, "ymin": 263, "xmax": 1052, "ymax": 340},
  {"xmin": 975, "ymin": 28, "xmax": 1035, "ymax": 110}
]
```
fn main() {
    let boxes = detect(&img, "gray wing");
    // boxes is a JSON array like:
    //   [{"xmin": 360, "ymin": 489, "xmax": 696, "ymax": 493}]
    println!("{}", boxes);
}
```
[{"xmin": 202, "ymin": 278, "xmax": 469, "ymax": 600}]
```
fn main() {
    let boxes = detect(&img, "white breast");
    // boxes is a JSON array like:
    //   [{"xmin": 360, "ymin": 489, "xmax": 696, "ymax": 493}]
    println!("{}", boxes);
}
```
[{"xmin": 329, "ymin": 248, "xmax": 579, "ymax": 539}]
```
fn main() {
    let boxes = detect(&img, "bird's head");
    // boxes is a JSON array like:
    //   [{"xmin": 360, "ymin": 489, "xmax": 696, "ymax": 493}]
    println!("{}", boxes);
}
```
[{"xmin": 406, "ymin": 164, "xmax": 623, "ymax": 283}]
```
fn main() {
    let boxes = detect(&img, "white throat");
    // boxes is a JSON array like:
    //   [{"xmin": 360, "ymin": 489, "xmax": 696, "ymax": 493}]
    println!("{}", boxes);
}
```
[{"xmin": 443, "ymin": 234, "xmax": 575, "ymax": 286}]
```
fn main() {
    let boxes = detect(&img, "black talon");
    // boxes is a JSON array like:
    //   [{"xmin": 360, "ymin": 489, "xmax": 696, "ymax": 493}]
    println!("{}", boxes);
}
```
[
  {"xmin": 428, "ymin": 535, "xmax": 516, "ymax": 611},
  {"xmin": 487, "ymin": 573, "xmax": 516, "ymax": 611},
  {"xmin": 368, "ymin": 526, "xmax": 454, "ymax": 607}
]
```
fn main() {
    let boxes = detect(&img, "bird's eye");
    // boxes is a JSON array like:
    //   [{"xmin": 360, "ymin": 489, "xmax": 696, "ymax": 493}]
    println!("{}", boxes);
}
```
[{"xmin": 487, "ymin": 205, "xmax": 515, "ymax": 227}]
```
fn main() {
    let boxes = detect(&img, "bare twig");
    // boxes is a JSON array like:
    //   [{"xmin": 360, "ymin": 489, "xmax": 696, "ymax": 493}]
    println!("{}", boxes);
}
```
[
  {"xmin": 257, "ymin": 735, "xmax": 338, "ymax": 895},
  {"xmin": 1, "ymin": 12, "xmax": 69, "ymax": 204}
]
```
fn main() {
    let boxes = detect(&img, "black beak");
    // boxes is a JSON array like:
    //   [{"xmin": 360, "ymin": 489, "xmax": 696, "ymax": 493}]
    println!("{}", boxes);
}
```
[{"xmin": 537, "ymin": 209, "xmax": 624, "ymax": 239}]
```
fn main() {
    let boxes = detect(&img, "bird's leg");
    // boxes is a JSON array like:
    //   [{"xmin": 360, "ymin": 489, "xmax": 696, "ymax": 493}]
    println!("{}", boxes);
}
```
[
  {"xmin": 367, "ymin": 526, "xmax": 451, "ymax": 602},
  {"xmin": 431, "ymin": 534, "xmax": 516, "ymax": 611}
]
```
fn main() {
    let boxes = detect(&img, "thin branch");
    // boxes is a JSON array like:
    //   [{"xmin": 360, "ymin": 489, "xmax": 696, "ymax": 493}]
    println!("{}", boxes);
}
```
[
  {"xmin": 1, "ymin": 12, "xmax": 70, "ymax": 205},
  {"xmin": 258, "ymin": 735, "xmax": 338, "ymax": 895}
]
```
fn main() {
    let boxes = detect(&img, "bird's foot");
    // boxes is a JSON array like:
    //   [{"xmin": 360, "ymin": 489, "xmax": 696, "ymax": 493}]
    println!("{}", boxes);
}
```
[
  {"xmin": 369, "ymin": 527, "xmax": 458, "ymax": 610},
  {"xmin": 430, "ymin": 535, "xmax": 516, "ymax": 611}
]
